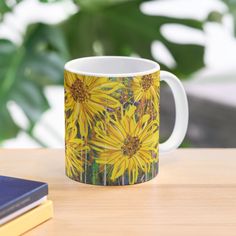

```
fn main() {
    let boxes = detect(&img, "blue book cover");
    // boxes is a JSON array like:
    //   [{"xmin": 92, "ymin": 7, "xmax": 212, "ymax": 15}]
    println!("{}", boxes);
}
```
[{"xmin": 0, "ymin": 176, "xmax": 48, "ymax": 219}]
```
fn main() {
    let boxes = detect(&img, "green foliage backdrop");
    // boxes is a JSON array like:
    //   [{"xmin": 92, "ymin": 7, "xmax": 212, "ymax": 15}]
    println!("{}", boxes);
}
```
[{"xmin": 0, "ymin": 0, "xmax": 206, "ymax": 145}]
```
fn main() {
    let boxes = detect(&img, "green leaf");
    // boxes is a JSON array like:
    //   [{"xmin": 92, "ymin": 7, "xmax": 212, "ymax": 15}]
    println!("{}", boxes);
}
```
[
  {"xmin": 164, "ymin": 42, "xmax": 204, "ymax": 78},
  {"xmin": 207, "ymin": 11, "xmax": 223, "ymax": 23},
  {"xmin": 0, "ymin": 105, "xmax": 19, "ymax": 141},
  {"xmin": 62, "ymin": 0, "xmax": 204, "ymax": 77},
  {"xmin": 39, "ymin": 0, "xmax": 62, "ymax": 2},
  {"xmin": 0, "ymin": 0, "xmax": 22, "ymax": 18},
  {"xmin": 11, "ymin": 81, "xmax": 50, "ymax": 123},
  {"xmin": 75, "ymin": 0, "xmax": 135, "ymax": 10},
  {"xmin": 0, "ymin": 1, "xmax": 12, "ymax": 16},
  {"xmin": 221, "ymin": 0, "xmax": 236, "ymax": 35},
  {"xmin": 0, "ymin": 40, "xmax": 18, "ymax": 93},
  {"xmin": 0, "ymin": 24, "xmax": 68, "ymax": 142}
]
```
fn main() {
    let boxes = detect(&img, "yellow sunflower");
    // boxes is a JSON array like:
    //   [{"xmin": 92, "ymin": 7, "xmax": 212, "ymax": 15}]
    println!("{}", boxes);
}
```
[
  {"xmin": 64, "ymin": 71, "xmax": 122, "ymax": 137},
  {"xmin": 92, "ymin": 105, "xmax": 159, "ymax": 184},
  {"xmin": 65, "ymin": 122, "xmax": 89, "ymax": 178},
  {"xmin": 132, "ymin": 71, "xmax": 160, "ymax": 111}
]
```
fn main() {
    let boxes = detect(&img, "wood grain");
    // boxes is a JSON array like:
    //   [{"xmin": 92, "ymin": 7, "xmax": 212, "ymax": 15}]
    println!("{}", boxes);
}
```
[{"xmin": 0, "ymin": 149, "xmax": 236, "ymax": 236}]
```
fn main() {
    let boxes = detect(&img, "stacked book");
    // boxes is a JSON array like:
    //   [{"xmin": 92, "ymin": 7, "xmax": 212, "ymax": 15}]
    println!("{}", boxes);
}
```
[{"xmin": 0, "ymin": 176, "xmax": 53, "ymax": 235}]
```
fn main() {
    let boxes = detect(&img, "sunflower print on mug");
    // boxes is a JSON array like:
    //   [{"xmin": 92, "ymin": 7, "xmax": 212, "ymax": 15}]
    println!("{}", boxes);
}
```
[
  {"xmin": 132, "ymin": 71, "xmax": 160, "ymax": 112},
  {"xmin": 64, "ymin": 70, "xmax": 160, "ymax": 185},
  {"xmin": 65, "ymin": 120, "xmax": 89, "ymax": 179},
  {"xmin": 91, "ymin": 105, "xmax": 159, "ymax": 184},
  {"xmin": 64, "ymin": 71, "xmax": 123, "ymax": 137}
]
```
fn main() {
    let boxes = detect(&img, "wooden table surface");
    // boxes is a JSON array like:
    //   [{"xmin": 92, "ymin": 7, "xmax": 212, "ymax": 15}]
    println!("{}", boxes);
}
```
[{"xmin": 0, "ymin": 149, "xmax": 236, "ymax": 236}]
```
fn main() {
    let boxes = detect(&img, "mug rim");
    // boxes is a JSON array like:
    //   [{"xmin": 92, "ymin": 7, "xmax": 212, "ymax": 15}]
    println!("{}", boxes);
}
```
[{"xmin": 64, "ymin": 56, "xmax": 160, "ymax": 77}]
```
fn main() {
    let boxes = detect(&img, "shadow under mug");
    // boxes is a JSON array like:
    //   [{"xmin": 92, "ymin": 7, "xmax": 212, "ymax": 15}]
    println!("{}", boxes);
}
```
[{"xmin": 64, "ymin": 56, "xmax": 188, "ymax": 186}]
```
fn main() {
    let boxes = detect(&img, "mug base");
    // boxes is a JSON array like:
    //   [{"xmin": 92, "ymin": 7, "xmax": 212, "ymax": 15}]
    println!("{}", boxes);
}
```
[{"xmin": 65, "ymin": 163, "xmax": 159, "ymax": 186}]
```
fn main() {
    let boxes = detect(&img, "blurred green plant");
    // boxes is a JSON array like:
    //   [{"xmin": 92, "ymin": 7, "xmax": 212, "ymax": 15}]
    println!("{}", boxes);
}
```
[
  {"xmin": 223, "ymin": 0, "xmax": 236, "ymax": 34},
  {"xmin": 0, "ymin": 0, "xmax": 205, "ymax": 145},
  {"xmin": 207, "ymin": 0, "xmax": 236, "ymax": 34},
  {"xmin": 0, "ymin": 25, "xmax": 68, "ymax": 144}
]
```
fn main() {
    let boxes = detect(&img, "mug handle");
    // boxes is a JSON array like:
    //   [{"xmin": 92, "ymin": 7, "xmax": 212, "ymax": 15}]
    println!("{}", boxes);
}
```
[{"xmin": 159, "ymin": 71, "xmax": 189, "ymax": 153}]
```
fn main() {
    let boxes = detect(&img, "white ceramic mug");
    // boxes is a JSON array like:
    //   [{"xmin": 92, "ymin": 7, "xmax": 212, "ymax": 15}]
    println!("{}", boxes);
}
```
[{"xmin": 64, "ymin": 56, "xmax": 188, "ymax": 185}]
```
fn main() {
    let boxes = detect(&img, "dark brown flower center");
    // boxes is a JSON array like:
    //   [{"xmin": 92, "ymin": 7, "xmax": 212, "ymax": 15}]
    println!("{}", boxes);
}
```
[
  {"xmin": 122, "ymin": 135, "xmax": 141, "ymax": 157},
  {"xmin": 141, "ymin": 75, "xmax": 153, "ymax": 91},
  {"xmin": 120, "ymin": 91, "xmax": 129, "ymax": 103},
  {"xmin": 70, "ymin": 79, "xmax": 89, "ymax": 103}
]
